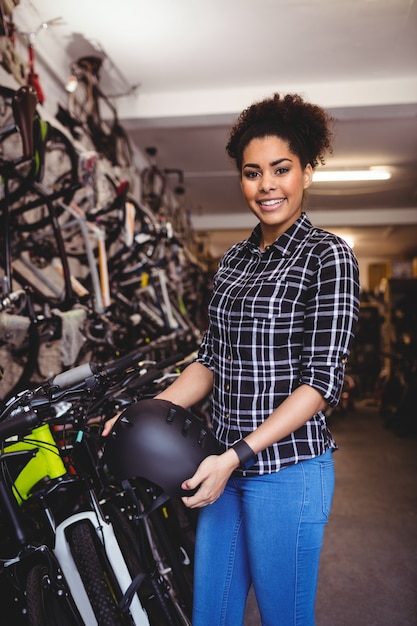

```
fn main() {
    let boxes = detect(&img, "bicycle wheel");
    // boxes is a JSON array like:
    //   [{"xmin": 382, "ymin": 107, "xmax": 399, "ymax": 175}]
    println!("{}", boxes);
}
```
[
  {"xmin": 10, "ymin": 125, "xmax": 79, "ymax": 233},
  {"xmin": 107, "ymin": 487, "xmax": 192, "ymax": 626},
  {"xmin": 140, "ymin": 149, "xmax": 166, "ymax": 214},
  {"xmin": 104, "ymin": 498, "xmax": 184, "ymax": 626},
  {"xmin": 0, "ymin": 86, "xmax": 35, "ymax": 205},
  {"xmin": 106, "ymin": 200, "xmax": 160, "ymax": 285},
  {"xmin": 65, "ymin": 519, "xmax": 127, "ymax": 626},
  {"xmin": 25, "ymin": 563, "xmax": 83, "ymax": 626},
  {"xmin": 0, "ymin": 298, "xmax": 41, "ymax": 402},
  {"xmin": 133, "ymin": 480, "xmax": 194, "ymax": 624},
  {"xmin": 111, "ymin": 122, "xmax": 132, "ymax": 169}
]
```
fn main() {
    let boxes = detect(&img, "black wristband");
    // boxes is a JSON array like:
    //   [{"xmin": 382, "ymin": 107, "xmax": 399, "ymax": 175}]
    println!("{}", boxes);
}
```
[{"xmin": 233, "ymin": 439, "xmax": 256, "ymax": 470}]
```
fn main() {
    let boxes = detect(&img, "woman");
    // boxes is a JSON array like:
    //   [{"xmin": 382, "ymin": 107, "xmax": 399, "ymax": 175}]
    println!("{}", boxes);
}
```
[{"xmin": 104, "ymin": 93, "xmax": 360, "ymax": 625}]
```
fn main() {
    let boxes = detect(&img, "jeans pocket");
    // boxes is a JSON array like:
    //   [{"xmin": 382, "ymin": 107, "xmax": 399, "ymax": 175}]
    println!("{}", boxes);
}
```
[{"xmin": 320, "ymin": 456, "xmax": 335, "ymax": 519}]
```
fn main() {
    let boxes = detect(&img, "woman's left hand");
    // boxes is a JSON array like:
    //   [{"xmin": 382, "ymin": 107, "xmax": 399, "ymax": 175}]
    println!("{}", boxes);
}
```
[{"xmin": 181, "ymin": 449, "xmax": 239, "ymax": 508}]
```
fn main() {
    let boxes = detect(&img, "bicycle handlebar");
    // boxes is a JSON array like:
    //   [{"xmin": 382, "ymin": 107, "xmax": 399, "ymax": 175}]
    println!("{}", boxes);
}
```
[
  {"xmin": 0, "ymin": 346, "xmax": 187, "ymax": 443},
  {"xmin": 47, "ymin": 347, "xmax": 145, "ymax": 390},
  {"xmin": 0, "ymin": 409, "xmax": 39, "ymax": 441},
  {"xmin": 99, "ymin": 348, "xmax": 146, "ymax": 379},
  {"xmin": 48, "ymin": 362, "xmax": 96, "ymax": 390},
  {"xmin": 0, "ymin": 347, "xmax": 146, "ymax": 438},
  {"xmin": 125, "ymin": 353, "xmax": 183, "ymax": 391}
]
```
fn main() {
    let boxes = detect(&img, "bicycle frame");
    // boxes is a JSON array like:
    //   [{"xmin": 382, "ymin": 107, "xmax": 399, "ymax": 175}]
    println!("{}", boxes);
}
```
[
  {"xmin": 1, "ymin": 420, "xmax": 151, "ymax": 625},
  {"xmin": 2, "ymin": 423, "xmax": 66, "ymax": 503},
  {"xmin": 57, "ymin": 198, "xmax": 111, "ymax": 312}
]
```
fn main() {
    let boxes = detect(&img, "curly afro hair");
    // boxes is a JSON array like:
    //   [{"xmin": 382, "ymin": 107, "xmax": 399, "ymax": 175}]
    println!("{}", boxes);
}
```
[{"xmin": 226, "ymin": 93, "xmax": 334, "ymax": 172}]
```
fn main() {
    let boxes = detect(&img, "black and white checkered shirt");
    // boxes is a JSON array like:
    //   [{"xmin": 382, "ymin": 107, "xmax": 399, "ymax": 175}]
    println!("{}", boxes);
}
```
[{"xmin": 196, "ymin": 213, "xmax": 360, "ymax": 474}]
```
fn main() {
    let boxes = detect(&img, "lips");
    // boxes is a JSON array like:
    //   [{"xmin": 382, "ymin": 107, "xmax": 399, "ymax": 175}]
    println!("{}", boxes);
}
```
[{"xmin": 257, "ymin": 198, "xmax": 285, "ymax": 208}]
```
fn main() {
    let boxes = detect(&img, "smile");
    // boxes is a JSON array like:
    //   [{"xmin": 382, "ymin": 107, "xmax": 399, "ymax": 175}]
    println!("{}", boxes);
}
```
[{"xmin": 257, "ymin": 198, "xmax": 285, "ymax": 207}]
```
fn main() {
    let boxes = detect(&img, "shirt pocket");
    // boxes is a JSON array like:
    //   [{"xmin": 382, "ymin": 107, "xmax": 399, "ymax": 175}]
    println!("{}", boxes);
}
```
[{"xmin": 241, "ymin": 281, "xmax": 305, "ymax": 320}]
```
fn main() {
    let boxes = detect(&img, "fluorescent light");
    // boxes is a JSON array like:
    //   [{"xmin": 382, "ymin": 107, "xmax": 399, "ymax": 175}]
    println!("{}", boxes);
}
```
[
  {"xmin": 313, "ymin": 169, "xmax": 391, "ymax": 182},
  {"xmin": 337, "ymin": 235, "xmax": 355, "ymax": 249}
]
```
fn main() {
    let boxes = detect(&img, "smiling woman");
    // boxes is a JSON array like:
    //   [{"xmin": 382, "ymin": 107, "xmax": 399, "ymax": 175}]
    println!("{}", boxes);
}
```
[{"xmin": 119, "ymin": 91, "xmax": 361, "ymax": 626}]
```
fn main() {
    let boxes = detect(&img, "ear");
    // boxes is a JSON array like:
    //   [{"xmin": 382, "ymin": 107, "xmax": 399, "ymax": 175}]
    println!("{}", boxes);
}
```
[{"xmin": 303, "ymin": 164, "xmax": 313, "ymax": 189}]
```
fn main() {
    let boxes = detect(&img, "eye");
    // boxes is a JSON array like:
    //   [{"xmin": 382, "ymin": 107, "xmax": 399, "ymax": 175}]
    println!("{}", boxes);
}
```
[
  {"xmin": 275, "ymin": 167, "xmax": 289, "ymax": 175},
  {"xmin": 243, "ymin": 170, "xmax": 260, "ymax": 179}
]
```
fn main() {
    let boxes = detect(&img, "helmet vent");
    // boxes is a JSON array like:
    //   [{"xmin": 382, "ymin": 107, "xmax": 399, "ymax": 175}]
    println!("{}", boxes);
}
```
[
  {"xmin": 198, "ymin": 429, "xmax": 208, "ymax": 447},
  {"xmin": 182, "ymin": 418, "xmax": 192, "ymax": 435},
  {"xmin": 166, "ymin": 407, "xmax": 176, "ymax": 423}
]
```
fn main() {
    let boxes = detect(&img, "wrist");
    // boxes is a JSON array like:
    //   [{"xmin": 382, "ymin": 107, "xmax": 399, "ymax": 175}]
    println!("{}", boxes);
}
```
[{"xmin": 232, "ymin": 439, "xmax": 257, "ymax": 470}]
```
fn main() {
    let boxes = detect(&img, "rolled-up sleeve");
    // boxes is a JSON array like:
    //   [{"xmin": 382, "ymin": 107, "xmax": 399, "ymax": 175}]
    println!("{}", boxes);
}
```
[
  {"xmin": 300, "ymin": 238, "xmax": 360, "ymax": 406},
  {"xmin": 196, "ymin": 324, "xmax": 215, "ymax": 371}
]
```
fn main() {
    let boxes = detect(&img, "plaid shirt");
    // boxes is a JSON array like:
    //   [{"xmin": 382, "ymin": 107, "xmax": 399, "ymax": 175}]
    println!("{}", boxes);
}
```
[{"xmin": 196, "ymin": 212, "xmax": 360, "ymax": 474}]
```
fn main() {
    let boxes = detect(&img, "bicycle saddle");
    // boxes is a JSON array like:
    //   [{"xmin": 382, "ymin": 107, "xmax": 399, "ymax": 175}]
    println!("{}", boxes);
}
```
[{"xmin": 103, "ymin": 398, "xmax": 222, "ymax": 498}]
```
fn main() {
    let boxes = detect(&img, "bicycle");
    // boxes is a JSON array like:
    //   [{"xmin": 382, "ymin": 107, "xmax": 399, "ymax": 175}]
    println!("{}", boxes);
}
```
[
  {"xmin": 0, "ymin": 85, "xmax": 93, "ymax": 395},
  {"xmin": 0, "ymin": 346, "xmax": 196, "ymax": 624},
  {"xmin": 66, "ymin": 55, "xmax": 132, "ymax": 171},
  {"xmin": 0, "ymin": 85, "xmax": 205, "ymax": 404},
  {"xmin": 140, "ymin": 147, "xmax": 166, "ymax": 214},
  {"xmin": 0, "ymin": 350, "xmax": 144, "ymax": 624}
]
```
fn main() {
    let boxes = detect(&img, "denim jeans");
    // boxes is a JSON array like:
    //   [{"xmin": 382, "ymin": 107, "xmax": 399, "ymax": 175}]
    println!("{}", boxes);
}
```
[{"xmin": 192, "ymin": 449, "xmax": 335, "ymax": 626}]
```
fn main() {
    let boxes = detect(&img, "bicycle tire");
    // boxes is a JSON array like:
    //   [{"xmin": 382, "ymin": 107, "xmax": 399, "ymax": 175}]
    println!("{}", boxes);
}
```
[
  {"xmin": 89, "ymin": 88, "xmax": 114, "ymax": 141},
  {"xmin": 0, "ymin": 318, "xmax": 40, "ymax": 403},
  {"xmin": 111, "ymin": 122, "xmax": 132, "ymax": 169},
  {"xmin": 102, "ymin": 191, "xmax": 160, "ymax": 287},
  {"xmin": 140, "ymin": 156, "xmax": 166, "ymax": 214},
  {"xmin": 9, "ymin": 125, "xmax": 79, "ymax": 233},
  {"xmin": 0, "ymin": 86, "xmax": 36, "ymax": 205},
  {"xmin": 133, "ymin": 480, "xmax": 193, "ymax": 623},
  {"xmin": 86, "ymin": 176, "xmax": 159, "ymax": 264},
  {"xmin": 65, "ymin": 519, "xmax": 127, "ymax": 626},
  {"xmin": 103, "ymin": 490, "xmax": 190, "ymax": 626},
  {"xmin": 25, "ymin": 563, "xmax": 83, "ymax": 626},
  {"xmin": 104, "ymin": 498, "xmax": 183, "ymax": 626}
]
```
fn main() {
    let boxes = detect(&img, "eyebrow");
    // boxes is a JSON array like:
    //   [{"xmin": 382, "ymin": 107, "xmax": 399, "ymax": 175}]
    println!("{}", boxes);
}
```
[{"xmin": 242, "ymin": 157, "xmax": 293, "ymax": 169}]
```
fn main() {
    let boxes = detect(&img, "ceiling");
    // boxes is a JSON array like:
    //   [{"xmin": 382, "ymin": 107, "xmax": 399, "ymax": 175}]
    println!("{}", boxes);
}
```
[{"xmin": 10, "ymin": 0, "xmax": 417, "ymax": 277}]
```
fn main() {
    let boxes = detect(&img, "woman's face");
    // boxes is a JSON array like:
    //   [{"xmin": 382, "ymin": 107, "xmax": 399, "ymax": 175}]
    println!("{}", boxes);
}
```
[{"xmin": 240, "ymin": 135, "xmax": 313, "ymax": 245}]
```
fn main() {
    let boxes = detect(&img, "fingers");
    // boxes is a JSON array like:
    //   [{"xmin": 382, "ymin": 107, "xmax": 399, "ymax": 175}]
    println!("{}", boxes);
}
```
[
  {"xmin": 101, "ymin": 415, "xmax": 119, "ymax": 437},
  {"xmin": 180, "ymin": 455, "xmax": 226, "ymax": 508},
  {"xmin": 101, "ymin": 422, "xmax": 112, "ymax": 437}
]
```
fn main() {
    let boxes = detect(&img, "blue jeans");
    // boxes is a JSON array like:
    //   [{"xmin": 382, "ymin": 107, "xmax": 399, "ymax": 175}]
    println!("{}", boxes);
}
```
[{"xmin": 192, "ymin": 449, "xmax": 335, "ymax": 626}]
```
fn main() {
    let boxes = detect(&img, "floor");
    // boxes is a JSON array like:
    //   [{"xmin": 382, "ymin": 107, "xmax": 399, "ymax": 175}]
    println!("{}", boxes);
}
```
[{"xmin": 244, "ymin": 399, "xmax": 417, "ymax": 625}]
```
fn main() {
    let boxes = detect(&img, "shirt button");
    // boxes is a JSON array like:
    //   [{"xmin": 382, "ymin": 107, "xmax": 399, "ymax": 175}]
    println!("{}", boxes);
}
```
[
  {"xmin": 227, "ymin": 354, "xmax": 231, "ymax": 360},
  {"xmin": 225, "ymin": 384, "xmax": 230, "ymax": 391}
]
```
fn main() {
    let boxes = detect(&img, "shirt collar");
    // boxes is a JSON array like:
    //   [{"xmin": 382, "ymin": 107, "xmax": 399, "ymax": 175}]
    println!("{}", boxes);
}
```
[{"xmin": 246, "ymin": 212, "xmax": 314, "ymax": 257}]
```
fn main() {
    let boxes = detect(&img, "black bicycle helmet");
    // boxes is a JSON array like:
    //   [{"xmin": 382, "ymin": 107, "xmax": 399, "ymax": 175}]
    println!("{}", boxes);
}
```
[{"xmin": 103, "ymin": 398, "xmax": 222, "ymax": 498}]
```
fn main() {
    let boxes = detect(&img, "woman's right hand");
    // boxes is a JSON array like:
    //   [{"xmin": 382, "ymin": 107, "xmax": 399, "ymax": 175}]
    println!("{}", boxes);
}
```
[{"xmin": 101, "ymin": 414, "xmax": 120, "ymax": 437}]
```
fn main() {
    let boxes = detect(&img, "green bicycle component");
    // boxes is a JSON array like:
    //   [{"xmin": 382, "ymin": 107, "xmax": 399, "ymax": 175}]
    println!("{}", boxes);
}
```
[{"xmin": 2, "ymin": 424, "xmax": 67, "ymax": 504}]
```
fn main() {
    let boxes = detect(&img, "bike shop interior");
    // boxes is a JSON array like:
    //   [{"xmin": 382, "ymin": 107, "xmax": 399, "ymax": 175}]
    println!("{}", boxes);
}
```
[{"xmin": 0, "ymin": 1, "xmax": 416, "ymax": 625}]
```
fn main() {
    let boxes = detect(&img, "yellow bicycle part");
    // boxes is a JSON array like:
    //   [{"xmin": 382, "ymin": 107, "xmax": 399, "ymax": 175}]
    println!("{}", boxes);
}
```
[{"xmin": 2, "ymin": 424, "xmax": 67, "ymax": 504}]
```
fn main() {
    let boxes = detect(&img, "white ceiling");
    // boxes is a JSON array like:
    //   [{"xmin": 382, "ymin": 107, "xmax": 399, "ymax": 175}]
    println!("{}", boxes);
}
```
[{"xmin": 11, "ymin": 0, "xmax": 417, "ymax": 274}]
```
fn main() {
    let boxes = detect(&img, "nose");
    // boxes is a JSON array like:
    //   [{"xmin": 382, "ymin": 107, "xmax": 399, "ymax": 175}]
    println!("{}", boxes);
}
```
[{"xmin": 259, "ymin": 173, "xmax": 276, "ymax": 192}]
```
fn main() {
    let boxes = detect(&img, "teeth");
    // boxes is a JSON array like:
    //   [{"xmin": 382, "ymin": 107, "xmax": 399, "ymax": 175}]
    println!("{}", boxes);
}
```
[{"xmin": 260, "ymin": 199, "xmax": 284, "ymax": 206}]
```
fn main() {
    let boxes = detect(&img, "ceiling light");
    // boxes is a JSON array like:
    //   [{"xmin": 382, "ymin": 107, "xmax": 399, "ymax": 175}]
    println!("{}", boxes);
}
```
[
  {"xmin": 65, "ymin": 75, "xmax": 78, "ymax": 93},
  {"xmin": 312, "ymin": 169, "xmax": 391, "ymax": 182},
  {"xmin": 340, "ymin": 235, "xmax": 355, "ymax": 249}
]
